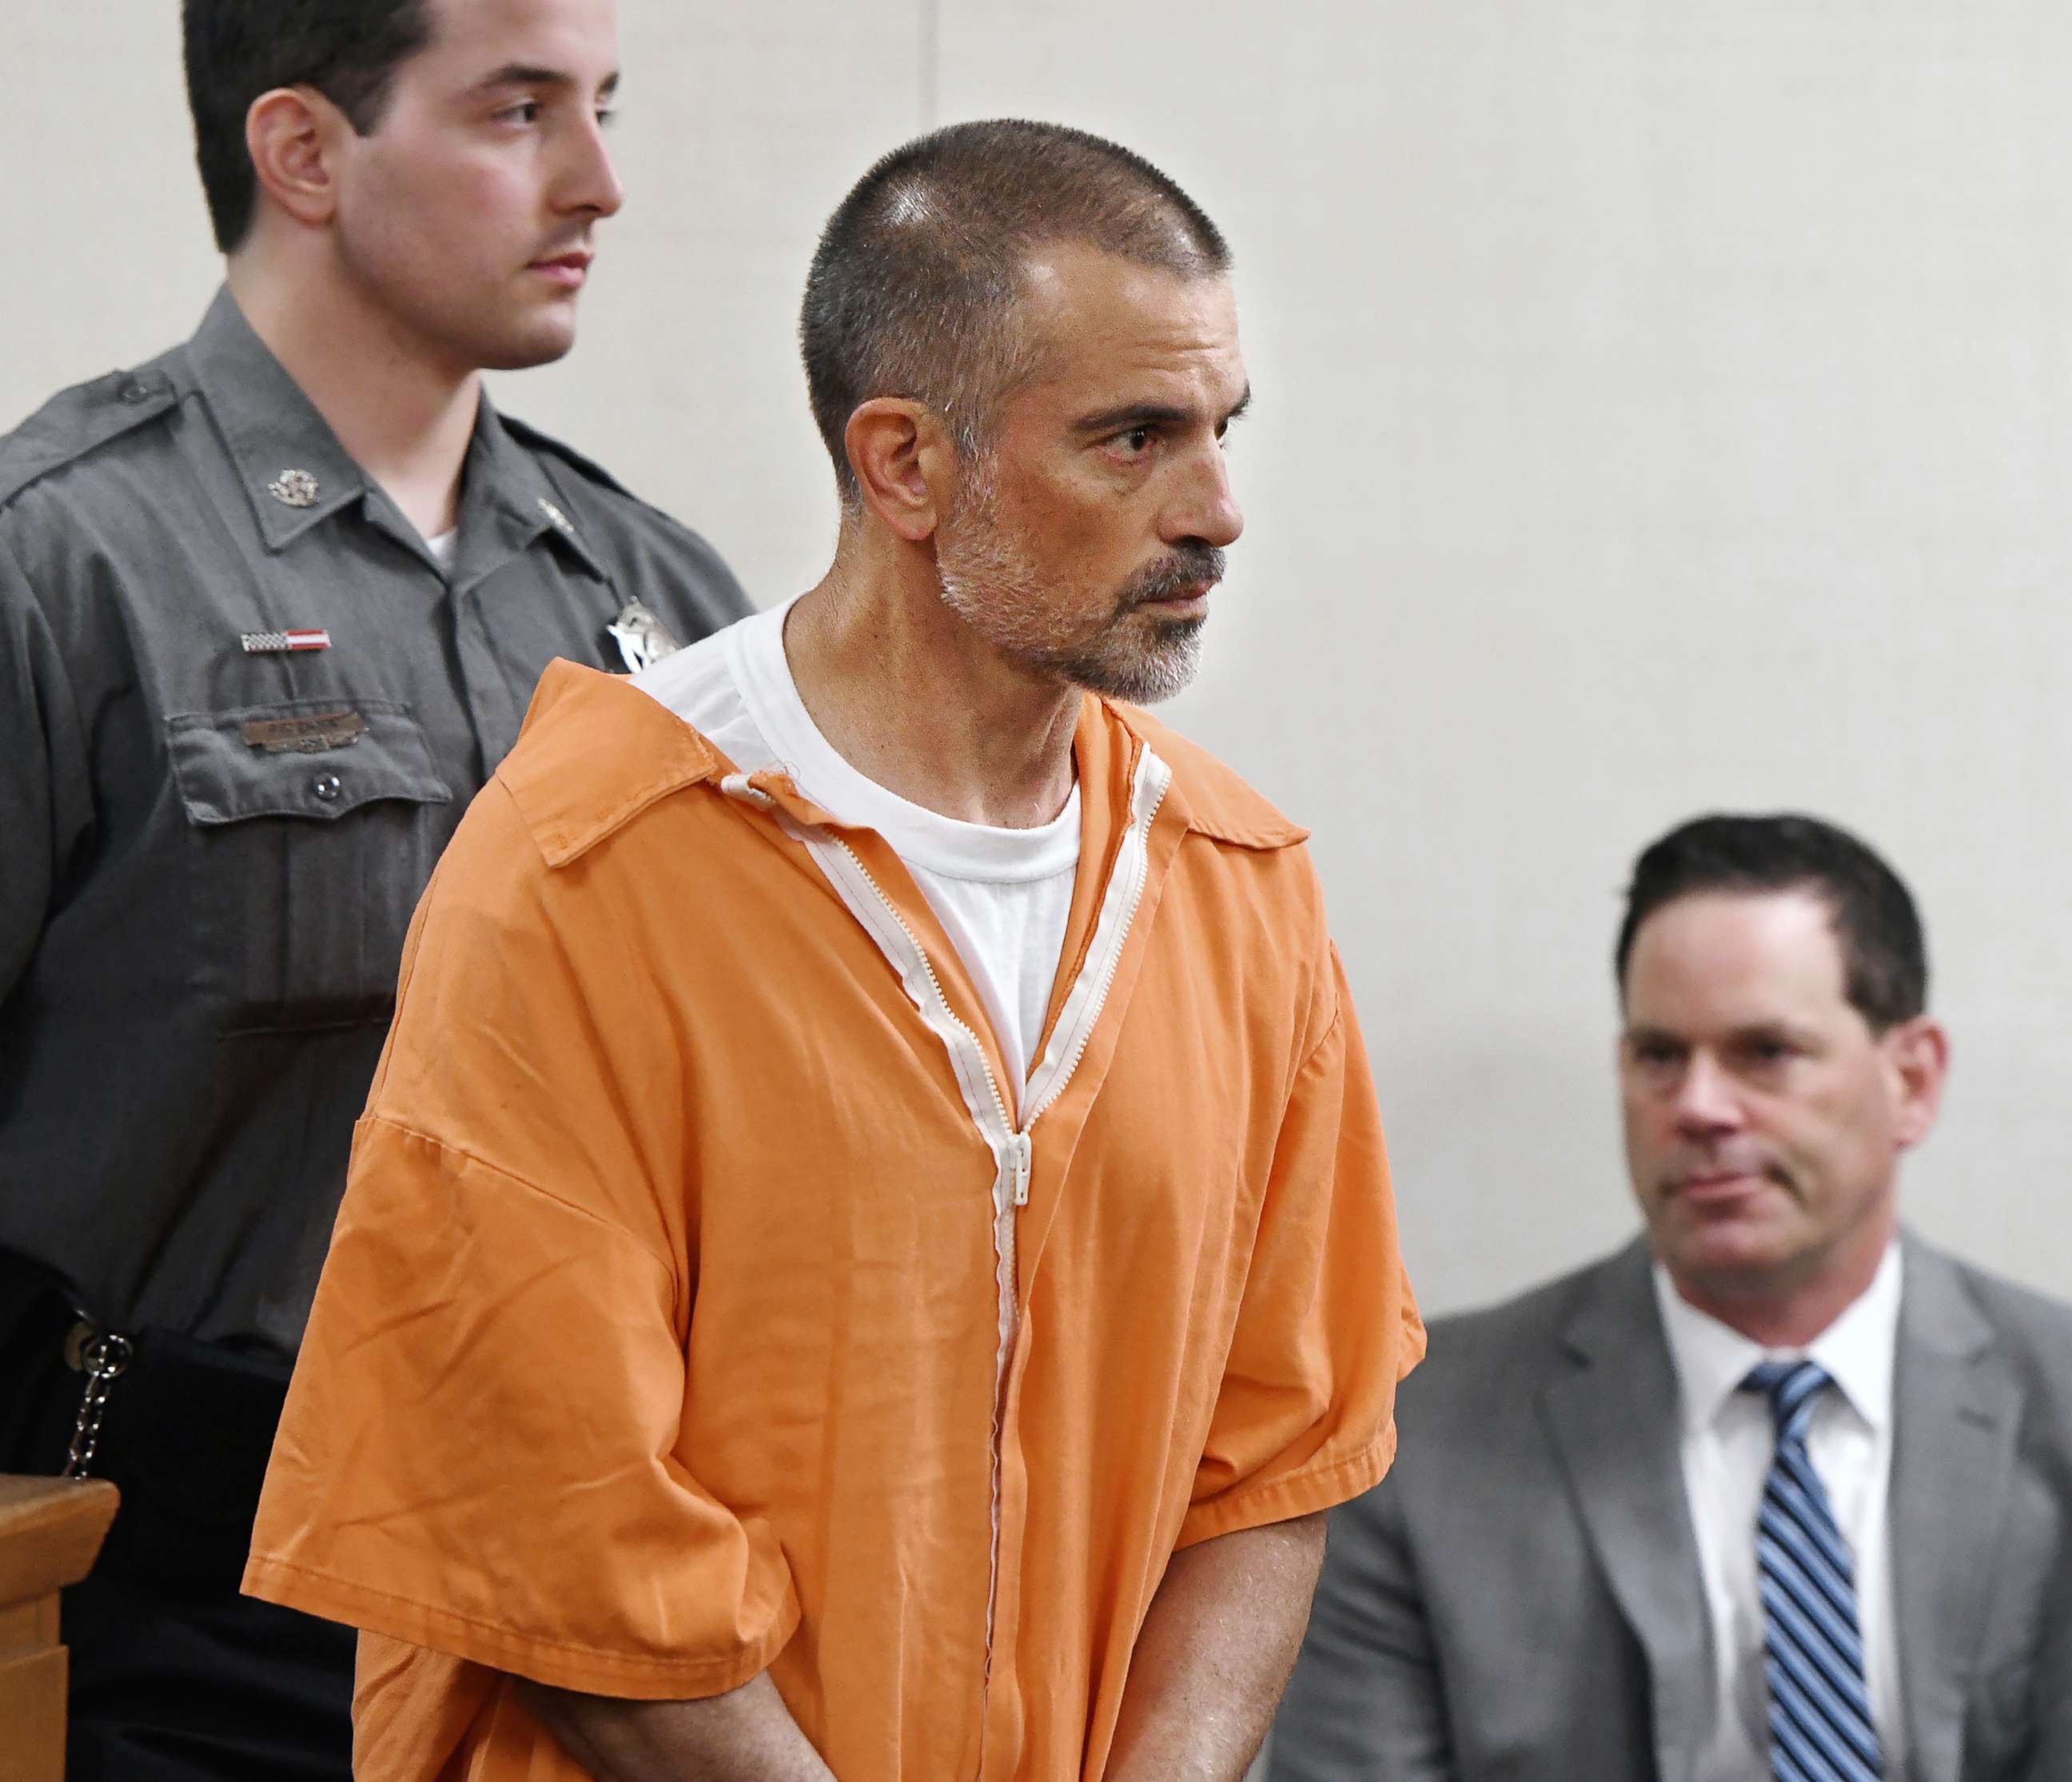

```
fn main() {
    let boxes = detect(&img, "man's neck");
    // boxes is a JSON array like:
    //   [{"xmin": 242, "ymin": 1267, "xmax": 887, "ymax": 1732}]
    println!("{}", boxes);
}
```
[
  {"xmin": 783, "ymin": 547, "xmax": 1082, "ymax": 831},
  {"xmin": 225, "ymin": 257, "xmax": 480, "ymax": 540},
  {"xmin": 1668, "ymin": 1214, "xmax": 1899, "ymax": 1349}
]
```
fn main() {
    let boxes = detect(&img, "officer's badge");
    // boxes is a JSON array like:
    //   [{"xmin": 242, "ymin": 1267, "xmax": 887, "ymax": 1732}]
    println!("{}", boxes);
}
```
[
  {"xmin": 607, "ymin": 600, "xmax": 681, "ymax": 674},
  {"xmin": 267, "ymin": 468, "xmax": 320, "ymax": 508}
]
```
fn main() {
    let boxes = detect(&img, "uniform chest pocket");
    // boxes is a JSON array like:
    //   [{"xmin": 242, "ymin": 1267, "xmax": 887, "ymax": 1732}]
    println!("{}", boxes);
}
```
[{"xmin": 165, "ymin": 700, "xmax": 454, "ymax": 1033}]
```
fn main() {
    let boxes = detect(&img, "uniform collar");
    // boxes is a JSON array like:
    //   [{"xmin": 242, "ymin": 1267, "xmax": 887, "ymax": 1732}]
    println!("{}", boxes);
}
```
[
  {"xmin": 453, "ymin": 400, "xmax": 608, "ymax": 588},
  {"xmin": 183, "ymin": 287, "xmax": 371, "ymax": 552},
  {"xmin": 181, "ymin": 285, "xmax": 604, "ymax": 582},
  {"xmin": 1652, "ymin": 1238, "xmax": 1903, "ymax": 1438}
]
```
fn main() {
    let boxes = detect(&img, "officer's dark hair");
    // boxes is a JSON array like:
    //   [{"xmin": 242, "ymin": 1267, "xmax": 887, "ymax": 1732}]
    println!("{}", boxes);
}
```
[
  {"xmin": 184, "ymin": 0, "xmax": 436, "ymax": 253},
  {"xmin": 799, "ymin": 119, "xmax": 1231, "ymax": 509},
  {"xmin": 1615, "ymin": 813, "xmax": 1928, "ymax": 1031}
]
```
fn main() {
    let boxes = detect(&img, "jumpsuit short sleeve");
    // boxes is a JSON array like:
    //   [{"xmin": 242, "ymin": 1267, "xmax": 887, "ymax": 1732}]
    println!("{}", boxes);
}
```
[
  {"xmin": 1176, "ymin": 945, "xmax": 1425, "ymax": 1549},
  {"xmin": 244, "ymin": 778, "xmax": 799, "ymax": 1699}
]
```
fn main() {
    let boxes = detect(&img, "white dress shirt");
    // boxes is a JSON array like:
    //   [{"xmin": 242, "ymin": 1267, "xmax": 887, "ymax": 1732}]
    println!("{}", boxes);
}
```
[{"xmin": 1653, "ymin": 1242, "xmax": 1907, "ymax": 1782}]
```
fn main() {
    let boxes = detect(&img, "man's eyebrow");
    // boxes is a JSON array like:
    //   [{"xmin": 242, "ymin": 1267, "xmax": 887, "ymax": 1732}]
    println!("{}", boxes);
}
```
[
  {"xmin": 1622, "ymin": 1020, "xmax": 1815, "ymax": 1047},
  {"xmin": 1074, "ymin": 386, "xmax": 1253, "ymax": 436},
  {"xmin": 1732, "ymin": 1020, "xmax": 1818, "ymax": 1045},
  {"xmin": 1621, "ymin": 1024, "xmax": 1683, "ymax": 1046},
  {"xmin": 472, "ymin": 64, "xmax": 620, "ymax": 96}
]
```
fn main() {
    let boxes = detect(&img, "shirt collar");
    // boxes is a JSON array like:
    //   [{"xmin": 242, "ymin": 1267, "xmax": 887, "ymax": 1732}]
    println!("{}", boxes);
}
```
[
  {"xmin": 1652, "ymin": 1238, "xmax": 1903, "ymax": 1437},
  {"xmin": 452, "ymin": 399, "xmax": 608, "ymax": 588},
  {"xmin": 181, "ymin": 287, "xmax": 372, "ymax": 552},
  {"xmin": 181, "ymin": 286, "xmax": 604, "ymax": 583}
]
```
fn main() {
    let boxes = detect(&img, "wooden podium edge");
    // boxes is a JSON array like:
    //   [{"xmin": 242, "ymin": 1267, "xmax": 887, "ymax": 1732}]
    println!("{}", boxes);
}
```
[{"xmin": 0, "ymin": 1477, "xmax": 121, "ymax": 1611}]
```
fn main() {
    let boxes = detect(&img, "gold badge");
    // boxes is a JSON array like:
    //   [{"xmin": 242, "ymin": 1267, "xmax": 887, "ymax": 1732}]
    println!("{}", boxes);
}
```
[{"xmin": 268, "ymin": 468, "xmax": 320, "ymax": 508}]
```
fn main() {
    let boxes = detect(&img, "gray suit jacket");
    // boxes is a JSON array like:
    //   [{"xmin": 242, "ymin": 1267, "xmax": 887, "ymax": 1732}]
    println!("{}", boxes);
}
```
[{"xmin": 1268, "ymin": 1234, "xmax": 2072, "ymax": 1782}]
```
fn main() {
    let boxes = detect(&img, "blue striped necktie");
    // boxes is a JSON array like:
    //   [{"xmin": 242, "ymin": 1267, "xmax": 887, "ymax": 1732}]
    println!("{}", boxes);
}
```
[{"xmin": 1742, "ymin": 1359, "xmax": 1885, "ymax": 1782}]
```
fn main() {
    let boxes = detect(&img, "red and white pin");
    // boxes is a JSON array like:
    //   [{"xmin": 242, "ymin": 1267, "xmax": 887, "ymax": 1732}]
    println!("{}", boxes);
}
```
[{"xmin": 240, "ymin": 628, "xmax": 332, "ymax": 655}]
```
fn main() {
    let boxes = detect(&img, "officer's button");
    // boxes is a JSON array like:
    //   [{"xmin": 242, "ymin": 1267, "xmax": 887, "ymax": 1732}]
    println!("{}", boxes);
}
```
[
  {"xmin": 312, "ymin": 772, "xmax": 343, "ymax": 803},
  {"xmin": 118, "ymin": 378, "xmax": 152, "ymax": 405}
]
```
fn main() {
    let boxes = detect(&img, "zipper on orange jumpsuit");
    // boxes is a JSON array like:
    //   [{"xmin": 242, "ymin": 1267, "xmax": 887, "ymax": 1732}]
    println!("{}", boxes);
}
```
[{"xmin": 735, "ymin": 747, "xmax": 1173, "ymax": 1776}]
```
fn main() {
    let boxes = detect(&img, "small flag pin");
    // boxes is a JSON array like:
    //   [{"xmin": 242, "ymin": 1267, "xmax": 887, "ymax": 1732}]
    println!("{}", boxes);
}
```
[{"xmin": 241, "ymin": 628, "xmax": 332, "ymax": 655}]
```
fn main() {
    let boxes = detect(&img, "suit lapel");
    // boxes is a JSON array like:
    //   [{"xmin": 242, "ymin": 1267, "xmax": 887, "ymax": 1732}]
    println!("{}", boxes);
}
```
[
  {"xmin": 1538, "ymin": 1242, "xmax": 1711, "ymax": 1782},
  {"xmin": 1890, "ymin": 1238, "xmax": 2021, "ymax": 1782}
]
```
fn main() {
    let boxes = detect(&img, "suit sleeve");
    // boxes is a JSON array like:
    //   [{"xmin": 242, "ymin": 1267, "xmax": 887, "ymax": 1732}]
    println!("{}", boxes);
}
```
[
  {"xmin": 243, "ymin": 781, "xmax": 799, "ymax": 1700},
  {"xmin": 0, "ymin": 523, "xmax": 94, "ymax": 1007},
  {"xmin": 1266, "ymin": 1481, "xmax": 1460, "ymax": 1782},
  {"xmin": 1176, "ymin": 945, "xmax": 1425, "ymax": 1549},
  {"xmin": 2021, "ymin": 1529, "xmax": 2072, "ymax": 1780}
]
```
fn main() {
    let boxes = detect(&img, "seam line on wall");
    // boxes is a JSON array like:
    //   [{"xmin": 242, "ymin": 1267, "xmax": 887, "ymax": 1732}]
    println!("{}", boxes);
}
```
[{"xmin": 919, "ymin": 0, "xmax": 940, "ymax": 127}]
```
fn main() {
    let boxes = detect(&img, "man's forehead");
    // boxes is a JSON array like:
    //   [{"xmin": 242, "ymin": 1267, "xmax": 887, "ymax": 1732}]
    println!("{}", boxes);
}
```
[
  {"xmin": 415, "ymin": 0, "xmax": 619, "ymax": 77},
  {"xmin": 1624, "ymin": 890, "xmax": 1851, "ymax": 1021},
  {"xmin": 1012, "ymin": 243, "xmax": 1244, "ymax": 401}
]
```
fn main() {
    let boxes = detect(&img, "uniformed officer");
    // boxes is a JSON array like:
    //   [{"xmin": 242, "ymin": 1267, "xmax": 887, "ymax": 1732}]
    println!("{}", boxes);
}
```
[{"xmin": 0, "ymin": 1, "xmax": 751, "ymax": 1776}]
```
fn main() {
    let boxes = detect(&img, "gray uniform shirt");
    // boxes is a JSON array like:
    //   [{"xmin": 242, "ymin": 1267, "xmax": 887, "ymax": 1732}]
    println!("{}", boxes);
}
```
[{"xmin": 0, "ymin": 289, "xmax": 752, "ymax": 1350}]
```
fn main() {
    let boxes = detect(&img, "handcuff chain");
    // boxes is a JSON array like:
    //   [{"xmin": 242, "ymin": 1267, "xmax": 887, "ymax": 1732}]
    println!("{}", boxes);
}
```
[{"xmin": 62, "ymin": 1331, "xmax": 133, "ymax": 1480}]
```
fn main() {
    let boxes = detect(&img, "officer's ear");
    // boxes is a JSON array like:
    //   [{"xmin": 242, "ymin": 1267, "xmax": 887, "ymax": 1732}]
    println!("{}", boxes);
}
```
[
  {"xmin": 844, "ymin": 400, "xmax": 959, "ymax": 544},
  {"xmin": 245, "ymin": 86, "xmax": 351, "ymax": 231}
]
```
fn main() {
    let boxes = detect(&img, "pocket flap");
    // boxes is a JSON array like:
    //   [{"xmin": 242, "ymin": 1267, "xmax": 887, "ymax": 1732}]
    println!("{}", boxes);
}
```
[{"xmin": 167, "ymin": 700, "xmax": 452, "ymax": 824}]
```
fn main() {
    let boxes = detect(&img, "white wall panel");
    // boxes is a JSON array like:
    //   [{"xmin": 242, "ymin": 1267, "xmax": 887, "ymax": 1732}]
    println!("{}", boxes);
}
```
[
  {"xmin": 0, "ymin": 8, "xmax": 221, "ymax": 401},
  {"xmin": 6, "ymin": 6, "xmax": 2069, "ymax": 1314},
  {"xmin": 938, "ymin": 2, "xmax": 2072, "ymax": 1310}
]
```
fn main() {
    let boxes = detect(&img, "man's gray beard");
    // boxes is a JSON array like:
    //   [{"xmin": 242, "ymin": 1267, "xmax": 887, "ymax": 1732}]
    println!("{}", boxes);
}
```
[
  {"xmin": 935, "ymin": 470, "xmax": 1206, "ymax": 704},
  {"xmin": 1050, "ymin": 614, "xmax": 1203, "ymax": 703}
]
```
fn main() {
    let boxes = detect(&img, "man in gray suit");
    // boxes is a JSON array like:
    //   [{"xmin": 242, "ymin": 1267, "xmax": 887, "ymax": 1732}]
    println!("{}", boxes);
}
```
[{"xmin": 1270, "ymin": 813, "xmax": 2072, "ymax": 1782}]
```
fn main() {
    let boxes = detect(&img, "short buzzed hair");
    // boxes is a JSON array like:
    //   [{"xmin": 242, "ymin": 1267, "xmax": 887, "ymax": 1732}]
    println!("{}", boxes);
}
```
[
  {"xmin": 1615, "ymin": 813, "xmax": 1929, "ymax": 1031},
  {"xmin": 799, "ymin": 119, "xmax": 1231, "ymax": 506},
  {"xmin": 185, "ymin": 0, "xmax": 435, "ymax": 253}
]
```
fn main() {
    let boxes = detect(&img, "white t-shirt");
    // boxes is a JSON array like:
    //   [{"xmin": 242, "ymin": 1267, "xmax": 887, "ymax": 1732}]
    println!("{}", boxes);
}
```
[
  {"xmin": 1655, "ymin": 1242, "xmax": 1907, "ymax": 1782},
  {"xmin": 425, "ymin": 528, "xmax": 459, "ymax": 571},
  {"xmin": 634, "ymin": 600, "xmax": 1081, "ymax": 1110}
]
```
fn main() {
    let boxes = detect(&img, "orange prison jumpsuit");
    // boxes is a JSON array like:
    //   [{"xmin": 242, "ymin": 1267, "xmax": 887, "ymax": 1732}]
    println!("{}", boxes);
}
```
[{"xmin": 245, "ymin": 660, "xmax": 1423, "ymax": 1781}]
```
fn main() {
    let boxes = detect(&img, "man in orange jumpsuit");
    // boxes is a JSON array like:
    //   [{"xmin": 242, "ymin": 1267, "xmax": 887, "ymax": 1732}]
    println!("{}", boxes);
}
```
[{"xmin": 246, "ymin": 120, "xmax": 1423, "ymax": 1782}]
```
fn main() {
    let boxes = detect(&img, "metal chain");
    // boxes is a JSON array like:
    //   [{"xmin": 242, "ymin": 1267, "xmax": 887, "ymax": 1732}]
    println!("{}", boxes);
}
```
[{"xmin": 62, "ymin": 1331, "xmax": 133, "ymax": 1480}]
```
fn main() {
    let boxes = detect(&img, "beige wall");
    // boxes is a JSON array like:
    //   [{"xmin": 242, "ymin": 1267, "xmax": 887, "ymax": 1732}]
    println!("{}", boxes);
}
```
[{"xmin": 6, "ymin": 4, "xmax": 2068, "ymax": 1315}]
